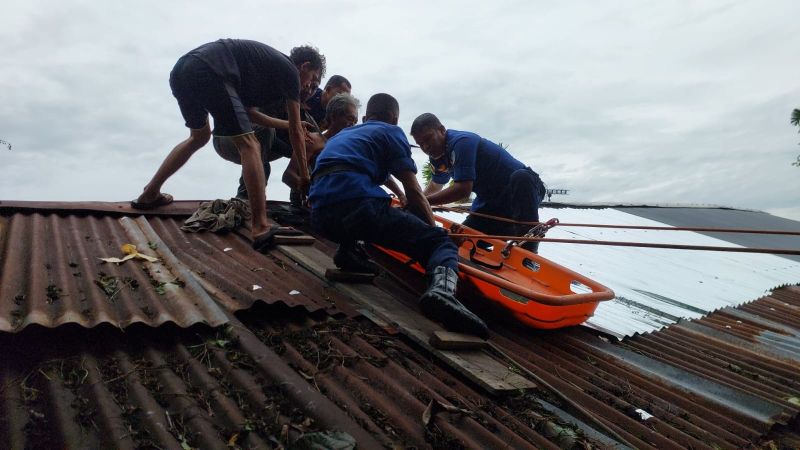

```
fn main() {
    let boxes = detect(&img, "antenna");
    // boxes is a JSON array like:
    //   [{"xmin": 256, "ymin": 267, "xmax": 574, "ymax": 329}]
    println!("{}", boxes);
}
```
[{"xmin": 545, "ymin": 189, "xmax": 569, "ymax": 202}]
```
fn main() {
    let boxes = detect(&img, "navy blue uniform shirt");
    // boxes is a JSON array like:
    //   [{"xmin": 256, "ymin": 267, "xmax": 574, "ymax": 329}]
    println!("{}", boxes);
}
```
[
  {"xmin": 303, "ymin": 88, "xmax": 327, "ymax": 128},
  {"xmin": 430, "ymin": 130, "xmax": 528, "ymax": 211},
  {"xmin": 309, "ymin": 120, "xmax": 416, "ymax": 208}
]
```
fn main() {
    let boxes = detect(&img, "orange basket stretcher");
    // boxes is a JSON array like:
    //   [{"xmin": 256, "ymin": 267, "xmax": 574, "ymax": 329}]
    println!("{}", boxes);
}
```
[{"xmin": 376, "ymin": 201, "xmax": 615, "ymax": 328}]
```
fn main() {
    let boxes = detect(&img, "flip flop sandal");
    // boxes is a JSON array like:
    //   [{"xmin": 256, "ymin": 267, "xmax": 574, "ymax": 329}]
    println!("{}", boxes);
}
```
[
  {"xmin": 252, "ymin": 226, "xmax": 304, "ymax": 253},
  {"xmin": 131, "ymin": 193, "xmax": 174, "ymax": 210}
]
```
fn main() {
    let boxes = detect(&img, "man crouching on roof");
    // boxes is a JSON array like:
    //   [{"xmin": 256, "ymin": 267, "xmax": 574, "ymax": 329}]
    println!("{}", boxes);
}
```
[
  {"xmin": 411, "ymin": 113, "xmax": 546, "ymax": 253},
  {"xmin": 307, "ymin": 93, "xmax": 490, "ymax": 338}
]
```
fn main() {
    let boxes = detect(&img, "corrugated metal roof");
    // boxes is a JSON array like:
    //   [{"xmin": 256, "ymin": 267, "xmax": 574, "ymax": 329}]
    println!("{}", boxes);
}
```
[
  {"xmin": 367, "ymin": 241, "xmax": 800, "ymax": 448},
  {"xmin": 2, "ymin": 200, "xmax": 800, "ymax": 449},
  {"xmin": 0, "ymin": 212, "xmax": 228, "ymax": 331},
  {"xmin": 0, "ymin": 207, "xmax": 357, "ymax": 332},
  {"xmin": 3, "ymin": 290, "xmax": 798, "ymax": 449},
  {"xmin": 0, "ymin": 310, "xmax": 571, "ymax": 449},
  {"xmin": 438, "ymin": 207, "xmax": 800, "ymax": 338}
]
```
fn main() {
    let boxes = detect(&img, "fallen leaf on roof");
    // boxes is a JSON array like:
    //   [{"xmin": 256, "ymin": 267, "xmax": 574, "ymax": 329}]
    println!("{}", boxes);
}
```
[
  {"xmin": 99, "ymin": 244, "xmax": 158, "ymax": 264},
  {"xmin": 422, "ymin": 398, "xmax": 472, "ymax": 428}
]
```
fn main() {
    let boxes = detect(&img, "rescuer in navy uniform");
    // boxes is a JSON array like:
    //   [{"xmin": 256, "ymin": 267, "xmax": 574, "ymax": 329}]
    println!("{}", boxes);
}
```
[
  {"xmin": 308, "ymin": 94, "xmax": 490, "ymax": 339},
  {"xmin": 411, "ymin": 113, "xmax": 546, "ymax": 253}
]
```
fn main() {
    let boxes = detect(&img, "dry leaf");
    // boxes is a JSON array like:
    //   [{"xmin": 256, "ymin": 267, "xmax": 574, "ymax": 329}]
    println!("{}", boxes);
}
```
[
  {"xmin": 422, "ymin": 398, "xmax": 472, "ymax": 427},
  {"xmin": 227, "ymin": 433, "xmax": 239, "ymax": 447},
  {"xmin": 98, "ymin": 254, "xmax": 137, "ymax": 264},
  {"xmin": 99, "ymin": 243, "xmax": 158, "ymax": 264}
]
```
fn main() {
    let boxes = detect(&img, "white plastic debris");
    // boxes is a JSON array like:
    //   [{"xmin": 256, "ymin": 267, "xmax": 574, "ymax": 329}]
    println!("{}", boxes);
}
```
[
  {"xmin": 736, "ymin": 320, "xmax": 742, "ymax": 323},
  {"xmin": 223, "ymin": 248, "xmax": 233, "ymax": 252},
  {"xmin": 253, "ymin": 285, "xmax": 262, "ymax": 291},
  {"xmin": 635, "ymin": 409, "xmax": 654, "ymax": 420},
  {"xmin": 289, "ymin": 290, "xmax": 300, "ymax": 295},
  {"xmin": 726, "ymin": 325, "xmax": 731, "ymax": 328}
]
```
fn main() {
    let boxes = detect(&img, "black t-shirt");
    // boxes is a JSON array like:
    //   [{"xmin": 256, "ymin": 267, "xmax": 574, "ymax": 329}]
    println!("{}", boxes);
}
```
[{"xmin": 187, "ymin": 39, "xmax": 301, "ymax": 106}]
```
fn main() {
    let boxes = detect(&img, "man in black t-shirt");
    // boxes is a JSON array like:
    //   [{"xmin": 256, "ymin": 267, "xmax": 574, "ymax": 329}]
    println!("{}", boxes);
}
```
[
  {"xmin": 132, "ymin": 39, "xmax": 325, "ymax": 251},
  {"xmin": 213, "ymin": 82, "xmax": 321, "ymax": 200}
]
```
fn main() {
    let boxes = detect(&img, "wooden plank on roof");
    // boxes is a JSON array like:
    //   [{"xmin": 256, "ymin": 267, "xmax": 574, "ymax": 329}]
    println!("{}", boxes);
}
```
[{"xmin": 276, "ymin": 243, "xmax": 535, "ymax": 395}]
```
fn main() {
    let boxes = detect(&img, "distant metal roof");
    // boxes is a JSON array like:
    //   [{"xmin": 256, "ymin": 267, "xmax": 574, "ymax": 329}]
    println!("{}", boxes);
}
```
[
  {"xmin": 543, "ymin": 201, "xmax": 760, "ymax": 211},
  {"xmin": 623, "ymin": 206, "xmax": 800, "ymax": 263}
]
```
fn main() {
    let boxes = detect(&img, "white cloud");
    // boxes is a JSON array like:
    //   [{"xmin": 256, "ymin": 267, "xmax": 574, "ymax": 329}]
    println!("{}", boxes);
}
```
[{"xmin": 0, "ymin": 0, "xmax": 798, "ymax": 219}]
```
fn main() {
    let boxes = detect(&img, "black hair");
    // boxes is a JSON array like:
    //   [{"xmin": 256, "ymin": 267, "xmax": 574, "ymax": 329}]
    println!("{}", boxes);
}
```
[
  {"xmin": 365, "ymin": 93, "xmax": 399, "ymax": 123},
  {"xmin": 325, "ymin": 75, "xmax": 351, "ymax": 89},
  {"xmin": 289, "ymin": 45, "xmax": 327, "ymax": 78},
  {"xmin": 410, "ymin": 113, "xmax": 442, "ymax": 136}
]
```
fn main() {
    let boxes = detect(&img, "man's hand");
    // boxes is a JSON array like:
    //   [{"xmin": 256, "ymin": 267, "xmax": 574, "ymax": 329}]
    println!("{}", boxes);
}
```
[
  {"xmin": 396, "ymin": 192, "xmax": 408, "ymax": 207},
  {"xmin": 448, "ymin": 223, "xmax": 467, "ymax": 247},
  {"xmin": 395, "ymin": 170, "xmax": 436, "ymax": 226},
  {"xmin": 297, "ymin": 174, "xmax": 311, "ymax": 196}
]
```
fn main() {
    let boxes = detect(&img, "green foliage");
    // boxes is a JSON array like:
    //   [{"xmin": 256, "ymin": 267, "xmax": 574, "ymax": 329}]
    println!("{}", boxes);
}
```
[{"xmin": 422, "ymin": 161, "xmax": 433, "ymax": 187}]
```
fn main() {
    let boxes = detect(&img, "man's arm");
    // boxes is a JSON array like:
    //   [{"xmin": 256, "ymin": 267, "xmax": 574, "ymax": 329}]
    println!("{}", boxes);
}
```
[
  {"xmin": 247, "ymin": 108, "xmax": 289, "ymax": 129},
  {"xmin": 285, "ymin": 100, "xmax": 310, "ymax": 193},
  {"xmin": 426, "ymin": 180, "xmax": 473, "ymax": 206},
  {"xmin": 424, "ymin": 181, "xmax": 444, "ymax": 196},
  {"xmin": 247, "ymin": 107, "xmax": 313, "ymax": 130},
  {"xmin": 395, "ymin": 170, "xmax": 435, "ymax": 226},
  {"xmin": 384, "ymin": 176, "xmax": 408, "ymax": 207}
]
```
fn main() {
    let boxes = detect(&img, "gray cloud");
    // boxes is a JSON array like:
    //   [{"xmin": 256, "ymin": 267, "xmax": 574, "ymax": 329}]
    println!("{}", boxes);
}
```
[{"xmin": 1, "ymin": 0, "xmax": 798, "ymax": 220}]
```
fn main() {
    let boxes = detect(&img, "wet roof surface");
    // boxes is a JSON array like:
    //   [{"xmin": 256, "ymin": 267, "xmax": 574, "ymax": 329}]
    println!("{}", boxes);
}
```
[{"xmin": 1, "ymin": 200, "xmax": 800, "ymax": 449}]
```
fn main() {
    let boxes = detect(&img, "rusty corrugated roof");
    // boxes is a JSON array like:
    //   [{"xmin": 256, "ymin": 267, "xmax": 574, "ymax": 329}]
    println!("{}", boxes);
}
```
[
  {"xmin": 0, "ymin": 309, "xmax": 570, "ymax": 449},
  {"xmin": 1, "ymin": 200, "xmax": 799, "ymax": 449},
  {"xmin": 0, "ymin": 205, "xmax": 357, "ymax": 332}
]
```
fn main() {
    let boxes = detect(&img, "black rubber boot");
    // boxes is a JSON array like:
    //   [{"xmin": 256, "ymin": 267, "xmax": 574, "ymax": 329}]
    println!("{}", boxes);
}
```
[
  {"xmin": 419, "ymin": 267, "xmax": 490, "ymax": 339},
  {"xmin": 333, "ymin": 244, "xmax": 381, "ymax": 275}
]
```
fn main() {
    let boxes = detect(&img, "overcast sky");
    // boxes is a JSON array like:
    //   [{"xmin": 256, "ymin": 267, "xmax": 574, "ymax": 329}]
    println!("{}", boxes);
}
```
[{"xmin": 2, "ymin": 0, "xmax": 799, "ymax": 220}]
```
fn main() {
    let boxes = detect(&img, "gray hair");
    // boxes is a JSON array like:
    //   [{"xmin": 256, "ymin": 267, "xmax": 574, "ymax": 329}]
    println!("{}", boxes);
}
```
[{"xmin": 326, "ymin": 93, "xmax": 361, "ymax": 123}]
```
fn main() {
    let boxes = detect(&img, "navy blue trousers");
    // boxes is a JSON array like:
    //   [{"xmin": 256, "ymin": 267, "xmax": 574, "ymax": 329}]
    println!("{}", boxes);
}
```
[
  {"xmin": 463, "ymin": 168, "xmax": 546, "ymax": 236},
  {"xmin": 311, "ymin": 197, "xmax": 459, "ymax": 273}
]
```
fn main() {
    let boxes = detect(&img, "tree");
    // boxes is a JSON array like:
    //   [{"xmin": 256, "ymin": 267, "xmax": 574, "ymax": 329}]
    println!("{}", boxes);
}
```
[{"xmin": 792, "ymin": 109, "xmax": 800, "ymax": 167}]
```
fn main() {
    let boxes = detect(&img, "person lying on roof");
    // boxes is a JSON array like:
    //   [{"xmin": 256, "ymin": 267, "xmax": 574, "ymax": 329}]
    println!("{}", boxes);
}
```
[
  {"xmin": 132, "ymin": 39, "xmax": 324, "ymax": 252},
  {"xmin": 410, "ymin": 113, "xmax": 547, "ymax": 253},
  {"xmin": 308, "ymin": 94, "xmax": 490, "ymax": 338}
]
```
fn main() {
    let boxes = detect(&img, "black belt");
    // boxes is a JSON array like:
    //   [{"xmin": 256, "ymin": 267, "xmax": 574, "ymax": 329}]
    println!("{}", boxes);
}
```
[{"xmin": 311, "ymin": 163, "xmax": 362, "ymax": 182}]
